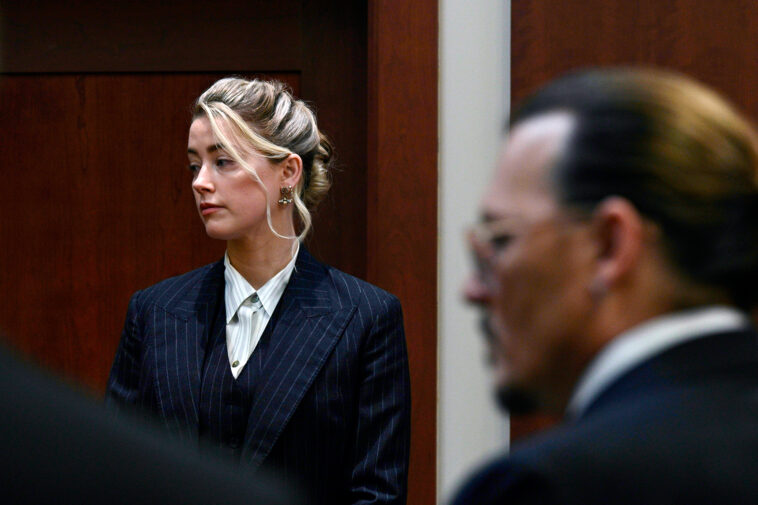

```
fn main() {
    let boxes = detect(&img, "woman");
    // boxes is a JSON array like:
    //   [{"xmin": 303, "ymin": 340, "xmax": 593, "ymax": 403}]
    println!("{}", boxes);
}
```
[{"xmin": 107, "ymin": 77, "xmax": 411, "ymax": 505}]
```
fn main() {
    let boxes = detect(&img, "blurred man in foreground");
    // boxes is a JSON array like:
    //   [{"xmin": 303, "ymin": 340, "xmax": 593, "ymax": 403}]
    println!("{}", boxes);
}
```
[
  {"xmin": 455, "ymin": 68, "xmax": 758, "ymax": 504},
  {"xmin": 0, "ymin": 343, "xmax": 301, "ymax": 504}
]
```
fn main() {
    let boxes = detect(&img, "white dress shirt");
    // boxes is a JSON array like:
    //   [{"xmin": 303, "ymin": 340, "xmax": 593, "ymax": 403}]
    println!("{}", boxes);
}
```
[
  {"xmin": 223, "ymin": 243, "xmax": 299, "ymax": 379},
  {"xmin": 566, "ymin": 305, "xmax": 750, "ymax": 418}
]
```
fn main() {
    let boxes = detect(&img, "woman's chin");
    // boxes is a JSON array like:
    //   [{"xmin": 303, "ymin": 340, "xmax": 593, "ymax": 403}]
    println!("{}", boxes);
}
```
[{"xmin": 203, "ymin": 226, "xmax": 235, "ymax": 241}]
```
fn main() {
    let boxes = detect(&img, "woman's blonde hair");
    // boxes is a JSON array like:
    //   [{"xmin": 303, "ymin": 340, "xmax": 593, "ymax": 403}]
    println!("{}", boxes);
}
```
[{"xmin": 193, "ymin": 77, "xmax": 333, "ymax": 241}]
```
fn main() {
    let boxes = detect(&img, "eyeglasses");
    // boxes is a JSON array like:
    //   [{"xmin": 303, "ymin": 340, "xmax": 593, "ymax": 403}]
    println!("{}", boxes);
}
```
[
  {"xmin": 467, "ymin": 213, "xmax": 588, "ymax": 287},
  {"xmin": 466, "ymin": 217, "xmax": 519, "ymax": 287}
]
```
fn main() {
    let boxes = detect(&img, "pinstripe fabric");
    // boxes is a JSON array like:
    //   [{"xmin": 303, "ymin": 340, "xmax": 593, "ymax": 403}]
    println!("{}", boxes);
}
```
[
  {"xmin": 107, "ymin": 248, "xmax": 411, "ymax": 505},
  {"xmin": 198, "ymin": 311, "xmax": 262, "ymax": 460}
]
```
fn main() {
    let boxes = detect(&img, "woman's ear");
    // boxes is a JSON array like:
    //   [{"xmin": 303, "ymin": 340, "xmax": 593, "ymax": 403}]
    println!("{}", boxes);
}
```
[{"xmin": 281, "ymin": 153, "xmax": 303, "ymax": 189}]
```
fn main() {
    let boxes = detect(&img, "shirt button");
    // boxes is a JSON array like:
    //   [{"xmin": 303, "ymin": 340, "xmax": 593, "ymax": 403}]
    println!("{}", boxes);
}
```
[
  {"xmin": 250, "ymin": 293, "xmax": 259, "ymax": 303},
  {"xmin": 232, "ymin": 360, "xmax": 239, "ymax": 367}
]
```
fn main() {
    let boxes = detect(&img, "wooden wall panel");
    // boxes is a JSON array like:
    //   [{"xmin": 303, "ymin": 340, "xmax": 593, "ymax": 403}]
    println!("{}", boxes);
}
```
[
  {"xmin": 512, "ymin": 0, "xmax": 758, "ymax": 114},
  {"xmin": 0, "ymin": 1, "xmax": 301, "ymax": 72},
  {"xmin": 300, "ymin": 0, "xmax": 369, "ymax": 277},
  {"xmin": 0, "ymin": 0, "xmax": 368, "ymax": 280},
  {"xmin": 511, "ymin": 0, "xmax": 758, "ymax": 441},
  {"xmin": 368, "ymin": 1, "xmax": 438, "ymax": 504}
]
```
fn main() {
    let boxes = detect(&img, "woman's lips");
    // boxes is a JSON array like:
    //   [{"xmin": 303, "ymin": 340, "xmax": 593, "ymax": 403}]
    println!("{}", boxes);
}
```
[{"xmin": 199, "ymin": 203, "xmax": 222, "ymax": 216}]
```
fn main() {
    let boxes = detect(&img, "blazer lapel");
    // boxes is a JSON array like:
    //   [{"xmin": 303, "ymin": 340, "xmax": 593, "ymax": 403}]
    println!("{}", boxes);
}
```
[
  {"xmin": 241, "ymin": 248, "xmax": 357, "ymax": 469},
  {"xmin": 151, "ymin": 260, "xmax": 226, "ymax": 432}
]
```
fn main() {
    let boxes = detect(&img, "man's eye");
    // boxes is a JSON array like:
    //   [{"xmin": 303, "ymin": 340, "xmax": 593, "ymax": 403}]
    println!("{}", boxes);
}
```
[{"xmin": 490, "ymin": 233, "xmax": 512, "ymax": 251}]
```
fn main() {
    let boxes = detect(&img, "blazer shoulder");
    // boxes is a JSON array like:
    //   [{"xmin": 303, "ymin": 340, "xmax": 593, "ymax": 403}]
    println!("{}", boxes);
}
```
[
  {"xmin": 134, "ymin": 260, "xmax": 223, "ymax": 310},
  {"xmin": 323, "ymin": 264, "xmax": 402, "ymax": 310},
  {"xmin": 296, "ymin": 248, "xmax": 400, "ymax": 309}
]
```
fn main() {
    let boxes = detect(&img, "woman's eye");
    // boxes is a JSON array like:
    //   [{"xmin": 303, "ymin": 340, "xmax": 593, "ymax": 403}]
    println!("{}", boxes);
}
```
[
  {"xmin": 188, "ymin": 163, "xmax": 200, "ymax": 173},
  {"xmin": 216, "ymin": 158, "xmax": 234, "ymax": 170}
]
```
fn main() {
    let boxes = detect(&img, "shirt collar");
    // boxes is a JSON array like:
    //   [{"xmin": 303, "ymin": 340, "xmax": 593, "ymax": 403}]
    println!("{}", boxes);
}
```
[
  {"xmin": 223, "ymin": 242, "xmax": 299, "ymax": 323},
  {"xmin": 566, "ymin": 305, "xmax": 750, "ymax": 419}
]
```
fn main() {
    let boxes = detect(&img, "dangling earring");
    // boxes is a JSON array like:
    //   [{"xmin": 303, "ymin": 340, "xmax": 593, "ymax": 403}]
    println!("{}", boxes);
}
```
[{"xmin": 278, "ymin": 186, "xmax": 293, "ymax": 205}]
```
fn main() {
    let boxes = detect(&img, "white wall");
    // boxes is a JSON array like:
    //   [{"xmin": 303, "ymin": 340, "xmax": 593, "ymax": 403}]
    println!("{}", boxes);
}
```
[{"xmin": 438, "ymin": 0, "xmax": 510, "ymax": 502}]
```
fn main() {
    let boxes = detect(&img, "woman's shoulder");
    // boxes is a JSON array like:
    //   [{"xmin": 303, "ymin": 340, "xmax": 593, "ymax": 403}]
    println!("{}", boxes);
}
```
[
  {"xmin": 131, "ymin": 260, "xmax": 224, "ymax": 308},
  {"xmin": 314, "ymin": 263, "xmax": 406, "ymax": 338},
  {"xmin": 314, "ymin": 261, "xmax": 402, "ymax": 314},
  {"xmin": 298, "ymin": 248, "xmax": 399, "ymax": 306}
]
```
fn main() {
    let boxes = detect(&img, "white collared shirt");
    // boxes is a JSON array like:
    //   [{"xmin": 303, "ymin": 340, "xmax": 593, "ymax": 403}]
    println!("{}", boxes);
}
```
[
  {"xmin": 223, "ymin": 243, "xmax": 299, "ymax": 378},
  {"xmin": 566, "ymin": 305, "xmax": 750, "ymax": 418}
]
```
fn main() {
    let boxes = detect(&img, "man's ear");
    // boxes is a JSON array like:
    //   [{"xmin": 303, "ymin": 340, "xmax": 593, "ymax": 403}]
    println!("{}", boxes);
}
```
[
  {"xmin": 590, "ymin": 196, "xmax": 646, "ymax": 290},
  {"xmin": 281, "ymin": 153, "xmax": 303, "ymax": 188}
]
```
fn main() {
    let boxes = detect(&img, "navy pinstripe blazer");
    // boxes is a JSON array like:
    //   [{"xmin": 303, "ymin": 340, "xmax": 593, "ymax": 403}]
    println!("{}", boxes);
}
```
[{"xmin": 107, "ymin": 247, "xmax": 411, "ymax": 505}]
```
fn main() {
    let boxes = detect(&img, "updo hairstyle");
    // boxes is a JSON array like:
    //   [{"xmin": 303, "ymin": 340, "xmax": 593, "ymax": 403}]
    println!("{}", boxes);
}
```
[{"xmin": 193, "ymin": 77, "xmax": 333, "ymax": 240}]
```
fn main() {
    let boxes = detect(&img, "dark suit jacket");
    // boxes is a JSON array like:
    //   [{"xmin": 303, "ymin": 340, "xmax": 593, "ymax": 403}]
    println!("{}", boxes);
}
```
[
  {"xmin": 452, "ymin": 327, "xmax": 758, "ymax": 505},
  {"xmin": 0, "ymin": 344, "xmax": 301, "ymax": 505},
  {"xmin": 107, "ymin": 247, "xmax": 411, "ymax": 505}
]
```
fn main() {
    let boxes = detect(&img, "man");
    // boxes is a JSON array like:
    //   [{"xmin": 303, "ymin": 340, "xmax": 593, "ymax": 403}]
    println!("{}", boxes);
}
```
[{"xmin": 454, "ymin": 68, "xmax": 758, "ymax": 504}]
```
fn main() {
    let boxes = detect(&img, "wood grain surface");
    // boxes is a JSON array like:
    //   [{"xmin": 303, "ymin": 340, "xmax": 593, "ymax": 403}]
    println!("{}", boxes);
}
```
[{"xmin": 367, "ymin": 2, "xmax": 438, "ymax": 503}]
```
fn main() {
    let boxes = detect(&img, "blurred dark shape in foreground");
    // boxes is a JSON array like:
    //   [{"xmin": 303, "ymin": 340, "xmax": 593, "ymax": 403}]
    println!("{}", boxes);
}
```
[{"xmin": 0, "ymin": 339, "xmax": 302, "ymax": 505}]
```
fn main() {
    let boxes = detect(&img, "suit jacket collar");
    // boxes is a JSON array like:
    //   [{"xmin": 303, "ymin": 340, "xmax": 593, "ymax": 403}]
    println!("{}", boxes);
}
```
[
  {"xmin": 576, "ymin": 326, "xmax": 758, "ymax": 421},
  {"xmin": 153, "ymin": 246, "xmax": 340, "ymax": 321},
  {"xmin": 153, "ymin": 260, "xmax": 226, "ymax": 322},
  {"xmin": 567, "ymin": 307, "xmax": 750, "ymax": 419},
  {"xmin": 151, "ymin": 247, "xmax": 356, "ymax": 468},
  {"xmin": 240, "ymin": 247, "xmax": 357, "ymax": 468}
]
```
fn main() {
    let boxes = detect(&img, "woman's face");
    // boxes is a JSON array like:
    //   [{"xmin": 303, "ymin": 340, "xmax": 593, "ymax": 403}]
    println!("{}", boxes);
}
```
[{"xmin": 187, "ymin": 117, "xmax": 282, "ymax": 241}]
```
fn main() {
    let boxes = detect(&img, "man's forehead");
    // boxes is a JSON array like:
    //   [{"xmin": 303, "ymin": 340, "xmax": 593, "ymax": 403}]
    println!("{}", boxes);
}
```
[{"xmin": 480, "ymin": 112, "xmax": 575, "ymax": 219}]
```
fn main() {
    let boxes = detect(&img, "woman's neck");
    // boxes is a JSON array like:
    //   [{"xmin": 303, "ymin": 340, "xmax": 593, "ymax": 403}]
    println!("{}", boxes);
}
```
[{"xmin": 226, "ymin": 233, "xmax": 297, "ymax": 290}]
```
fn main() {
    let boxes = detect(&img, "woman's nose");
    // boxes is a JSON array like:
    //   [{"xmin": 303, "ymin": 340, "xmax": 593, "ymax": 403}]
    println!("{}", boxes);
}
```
[{"xmin": 192, "ymin": 165, "xmax": 214, "ymax": 193}]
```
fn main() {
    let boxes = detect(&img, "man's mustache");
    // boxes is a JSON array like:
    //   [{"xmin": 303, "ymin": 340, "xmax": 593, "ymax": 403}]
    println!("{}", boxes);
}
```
[{"xmin": 479, "ymin": 315, "xmax": 496, "ymax": 343}]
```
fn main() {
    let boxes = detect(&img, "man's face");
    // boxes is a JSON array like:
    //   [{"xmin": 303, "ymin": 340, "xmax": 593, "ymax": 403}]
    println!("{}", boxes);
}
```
[{"xmin": 465, "ymin": 112, "xmax": 597, "ymax": 412}]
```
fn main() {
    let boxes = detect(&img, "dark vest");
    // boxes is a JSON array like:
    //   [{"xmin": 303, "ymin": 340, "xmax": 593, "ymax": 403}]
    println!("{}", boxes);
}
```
[{"xmin": 197, "ymin": 300, "xmax": 277, "ymax": 460}]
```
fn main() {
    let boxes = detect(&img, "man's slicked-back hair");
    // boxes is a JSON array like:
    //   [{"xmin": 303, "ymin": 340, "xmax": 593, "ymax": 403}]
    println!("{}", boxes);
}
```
[{"xmin": 510, "ymin": 68, "xmax": 758, "ymax": 309}]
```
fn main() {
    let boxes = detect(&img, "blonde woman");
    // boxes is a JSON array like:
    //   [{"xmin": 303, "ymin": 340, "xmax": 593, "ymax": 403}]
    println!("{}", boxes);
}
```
[{"xmin": 107, "ymin": 77, "xmax": 410, "ymax": 505}]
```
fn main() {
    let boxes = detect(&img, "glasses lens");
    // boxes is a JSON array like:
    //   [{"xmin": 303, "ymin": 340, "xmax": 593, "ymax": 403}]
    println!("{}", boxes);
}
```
[{"xmin": 467, "ymin": 225, "xmax": 495, "ymax": 285}]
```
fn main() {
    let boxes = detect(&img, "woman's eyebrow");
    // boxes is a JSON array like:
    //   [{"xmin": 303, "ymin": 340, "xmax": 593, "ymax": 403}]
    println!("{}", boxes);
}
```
[{"xmin": 187, "ymin": 144, "xmax": 226, "ymax": 156}]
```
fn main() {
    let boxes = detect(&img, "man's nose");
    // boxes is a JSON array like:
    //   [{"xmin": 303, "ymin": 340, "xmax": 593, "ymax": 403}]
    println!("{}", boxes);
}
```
[{"xmin": 463, "ymin": 272, "xmax": 491, "ymax": 306}]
